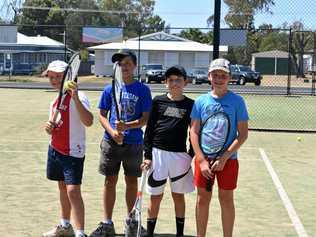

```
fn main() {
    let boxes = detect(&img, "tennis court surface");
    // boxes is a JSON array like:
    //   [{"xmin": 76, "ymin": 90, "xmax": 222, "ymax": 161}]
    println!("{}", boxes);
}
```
[{"xmin": 0, "ymin": 89, "xmax": 315, "ymax": 236}]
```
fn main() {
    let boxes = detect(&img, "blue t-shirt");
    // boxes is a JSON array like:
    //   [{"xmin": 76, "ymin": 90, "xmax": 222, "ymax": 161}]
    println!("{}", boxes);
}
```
[
  {"xmin": 190, "ymin": 91, "xmax": 249, "ymax": 159},
  {"xmin": 98, "ymin": 80, "xmax": 152, "ymax": 144}
]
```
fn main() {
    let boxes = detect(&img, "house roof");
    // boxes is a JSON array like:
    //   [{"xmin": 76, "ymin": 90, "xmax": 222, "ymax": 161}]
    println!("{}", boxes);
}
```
[
  {"xmin": 89, "ymin": 31, "xmax": 228, "ymax": 52},
  {"xmin": 252, "ymin": 50, "xmax": 289, "ymax": 58},
  {"xmin": 17, "ymin": 33, "xmax": 64, "ymax": 47},
  {"xmin": 0, "ymin": 32, "xmax": 64, "ymax": 47}
]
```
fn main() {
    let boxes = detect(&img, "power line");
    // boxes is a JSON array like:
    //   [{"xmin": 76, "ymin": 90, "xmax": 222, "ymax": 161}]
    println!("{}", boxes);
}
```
[{"xmin": 19, "ymin": 6, "xmax": 139, "ymax": 15}]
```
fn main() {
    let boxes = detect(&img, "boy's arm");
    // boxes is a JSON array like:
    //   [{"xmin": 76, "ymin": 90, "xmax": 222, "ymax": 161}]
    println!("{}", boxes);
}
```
[
  {"xmin": 67, "ymin": 83, "xmax": 93, "ymax": 127},
  {"xmin": 73, "ymin": 93, "xmax": 93, "ymax": 127},
  {"xmin": 116, "ymin": 112, "xmax": 150, "ymax": 130},
  {"xmin": 190, "ymin": 119, "xmax": 213, "ymax": 179},
  {"xmin": 210, "ymin": 121, "xmax": 248, "ymax": 172},
  {"xmin": 220, "ymin": 121, "xmax": 248, "ymax": 161},
  {"xmin": 99, "ymin": 109, "xmax": 124, "ymax": 143}
]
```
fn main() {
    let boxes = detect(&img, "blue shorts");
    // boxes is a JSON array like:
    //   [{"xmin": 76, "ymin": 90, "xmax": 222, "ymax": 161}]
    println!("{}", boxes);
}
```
[{"xmin": 47, "ymin": 146, "xmax": 85, "ymax": 185}]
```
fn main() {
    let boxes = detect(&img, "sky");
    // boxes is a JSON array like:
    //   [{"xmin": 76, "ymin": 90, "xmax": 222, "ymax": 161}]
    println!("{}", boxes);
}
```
[{"xmin": 154, "ymin": 0, "xmax": 316, "ymax": 30}]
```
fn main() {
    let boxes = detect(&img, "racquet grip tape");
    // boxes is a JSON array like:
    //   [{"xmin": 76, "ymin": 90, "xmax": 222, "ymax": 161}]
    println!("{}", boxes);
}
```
[{"xmin": 206, "ymin": 159, "xmax": 216, "ymax": 192}]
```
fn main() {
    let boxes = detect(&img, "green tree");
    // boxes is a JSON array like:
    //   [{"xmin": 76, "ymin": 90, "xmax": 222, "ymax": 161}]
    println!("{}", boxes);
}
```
[
  {"xmin": 208, "ymin": 0, "xmax": 275, "ymax": 64},
  {"xmin": 179, "ymin": 28, "xmax": 213, "ymax": 44}
]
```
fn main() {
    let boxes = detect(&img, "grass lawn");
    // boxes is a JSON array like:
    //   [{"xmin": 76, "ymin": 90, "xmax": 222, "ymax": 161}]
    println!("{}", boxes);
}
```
[{"xmin": 0, "ymin": 89, "xmax": 315, "ymax": 236}]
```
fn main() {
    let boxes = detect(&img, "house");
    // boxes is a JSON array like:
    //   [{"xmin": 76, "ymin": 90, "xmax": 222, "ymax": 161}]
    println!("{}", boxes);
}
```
[
  {"xmin": 0, "ymin": 32, "xmax": 67, "ymax": 75},
  {"xmin": 88, "ymin": 31, "xmax": 228, "ymax": 77},
  {"xmin": 251, "ymin": 50, "xmax": 291, "ymax": 75}
]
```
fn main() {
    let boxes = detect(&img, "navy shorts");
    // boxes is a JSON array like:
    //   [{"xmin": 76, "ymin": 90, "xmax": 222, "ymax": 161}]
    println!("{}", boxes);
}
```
[{"xmin": 47, "ymin": 146, "xmax": 85, "ymax": 185}]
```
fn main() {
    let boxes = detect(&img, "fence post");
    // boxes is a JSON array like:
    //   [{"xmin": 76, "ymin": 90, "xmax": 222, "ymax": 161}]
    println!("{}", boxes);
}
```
[
  {"xmin": 137, "ymin": 26, "xmax": 141, "ymax": 81},
  {"xmin": 312, "ymin": 31, "xmax": 316, "ymax": 96},
  {"xmin": 212, "ymin": 0, "xmax": 221, "ymax": 60},
  {"xmin": 287, "ymin": 28, "xmax": 292, "ymax": 95}
]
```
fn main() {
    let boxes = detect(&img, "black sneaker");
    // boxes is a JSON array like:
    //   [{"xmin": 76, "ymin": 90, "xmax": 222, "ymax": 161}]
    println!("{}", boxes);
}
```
[
  {"xmin": 124, "ymin": 219, "xmax": 146, "ymax": 237},
  {"xmin": 89, "ymin": 222, "xmax": 115, "ymax": 237}
]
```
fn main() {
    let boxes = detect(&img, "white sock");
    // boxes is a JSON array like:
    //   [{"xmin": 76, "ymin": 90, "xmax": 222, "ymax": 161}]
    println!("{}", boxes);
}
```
[
  {"xmin": 102, "ymin": 219, "xmax": 113, "ymax": 224},
  {"xmin": 75, "ymin": 230, "xmax": 85, "ymax": 237},
  {"xmin": 60, "ymin": 218, "xmax": 70, "ymax": 228}
]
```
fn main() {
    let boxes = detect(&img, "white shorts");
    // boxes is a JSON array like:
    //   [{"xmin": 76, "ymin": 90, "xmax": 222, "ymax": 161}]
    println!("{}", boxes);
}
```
[{"xmin": 147, "ymin": 147, "xmax": 195, "ymax": 195}]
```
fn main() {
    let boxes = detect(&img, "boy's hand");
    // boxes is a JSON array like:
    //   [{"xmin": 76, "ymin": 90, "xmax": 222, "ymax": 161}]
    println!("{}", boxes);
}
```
[
  {"xmin": 111, "ymin": 130, "xmax": 124, "ymax": 144},
  {"xmin": 210, "ymin": 158, "xmax": 227, "ymax": 173},
  {"xmin": 65, "ymin": 81, "xmax": 79, "ymax": 99},
  {"xmin": 115, "ymin": 120, "xmax": 127, "ymax": 132},
  {"xmin": 200, "ymin": 159, "xmax": 213, "ymax": 179},
  {"xmin": 45, "ymin": 121, "xmax": 56, "ymax": 134},
  {"xmin": 141, "ymin": 159, "xmax": 152, "ymax": 170}
]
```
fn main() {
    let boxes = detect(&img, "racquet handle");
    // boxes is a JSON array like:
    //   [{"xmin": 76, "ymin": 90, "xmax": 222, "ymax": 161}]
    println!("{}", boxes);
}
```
[{"xmin": 206, "ymin": 159, "xmax": 216, "ymax": 192}]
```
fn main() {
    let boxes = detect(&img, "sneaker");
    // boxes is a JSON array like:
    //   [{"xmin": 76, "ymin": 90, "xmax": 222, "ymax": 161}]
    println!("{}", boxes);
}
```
[
  {"xmin": 42, "ymin": 224, "xmax": 75, "ymax": 237},
  {"xmin": 89, "ymin": 222, "xmax": 116, "ymax": 237},
  {"xmin": 124, "ymin": 219, "xmax": 147, "ymax": 237}
]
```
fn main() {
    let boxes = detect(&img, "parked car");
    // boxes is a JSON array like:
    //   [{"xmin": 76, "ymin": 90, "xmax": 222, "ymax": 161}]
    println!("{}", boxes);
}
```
[
  {"xmin": 188, "ymin": 68, "xmax": 209, "ymax": 84},
  {"xmin": 230, "ymin": 64, "xmax": 262, "ymax": 86},
  {"xmin": 140, "ymin": 64, "xmax": 166, "ymax": 83}
]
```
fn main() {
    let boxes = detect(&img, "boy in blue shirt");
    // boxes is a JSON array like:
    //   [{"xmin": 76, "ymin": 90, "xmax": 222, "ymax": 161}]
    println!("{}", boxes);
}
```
[
  {"xmin": 190, "ymin": 58, "xmax": 249, "ymax": 237},
  {"xmin": 90, "ymin": 50, "xmax": 152, "ymax": 237}
]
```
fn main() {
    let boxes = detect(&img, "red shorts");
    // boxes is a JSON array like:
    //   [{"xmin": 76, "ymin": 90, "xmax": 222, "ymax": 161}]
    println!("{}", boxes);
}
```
[{"xmin": 194, "ymin": 158, "xmax": 239, "ymax": 190}]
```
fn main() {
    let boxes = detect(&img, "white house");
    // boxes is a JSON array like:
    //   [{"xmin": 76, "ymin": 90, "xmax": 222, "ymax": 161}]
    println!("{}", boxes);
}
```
[
  {"xmin": 0, "ymin": 32, "xmax": 67, "ymax": 74},
  {"xmin": 89, "ymin": 31, "xmax": 228, "ymax": 76}
]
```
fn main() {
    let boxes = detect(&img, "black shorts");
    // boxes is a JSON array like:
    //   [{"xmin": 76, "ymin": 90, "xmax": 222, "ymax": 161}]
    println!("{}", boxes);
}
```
[
  {"xmin": 99, "ymin": 139, "xmax": 143, "ymax": 177},
  {"xmin": 47, "ymin": 146, "xmax": 85, "ymax": 185}
]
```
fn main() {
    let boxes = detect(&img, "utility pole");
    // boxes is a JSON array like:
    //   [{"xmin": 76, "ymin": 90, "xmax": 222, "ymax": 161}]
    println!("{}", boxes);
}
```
[{"xmin": 213, "ymin": 0, "xmax": 221, "ymax": 60}]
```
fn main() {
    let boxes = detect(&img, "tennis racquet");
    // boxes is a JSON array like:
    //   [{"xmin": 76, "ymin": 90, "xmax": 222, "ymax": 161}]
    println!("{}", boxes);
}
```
[
  {"xmin": 51, "ymin": 53, "xmax": 81, "ymax": 123},
  {"xmin": 199, "ymin": 111, "xmax": 230, "ymax": 192},
  {"xmin": 111, "ymin": 61, "xmax": 125, "ymax": 145},
  {"xmin": 126, "ymin": 169, "xmax": 148, "ymax": 237}
]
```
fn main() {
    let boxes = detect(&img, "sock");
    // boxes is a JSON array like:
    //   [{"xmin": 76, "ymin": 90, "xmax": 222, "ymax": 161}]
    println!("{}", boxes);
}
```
[
  {"xmin": 146, "ymin": 218, "xmax": 157, "ymax": 237},
  {"xmin": 75, "ymin": 230, "xmax": 85, "ymax": 237},
  {"xmin": 102, "ymin": 219, "xmax": 113, "ymax": 225},
  {"xmin": 176, "ymin": 217, "xmax": 185, "ymax": 237},
  {"xmin": 60, "ymin": 218, "xmax": 70, "ymax": 228}
]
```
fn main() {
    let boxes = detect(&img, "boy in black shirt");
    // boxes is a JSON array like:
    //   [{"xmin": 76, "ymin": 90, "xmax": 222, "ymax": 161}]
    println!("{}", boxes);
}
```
[{"xmin": 141, "ymin": 66, "xmax": 194, "ymax": 237}]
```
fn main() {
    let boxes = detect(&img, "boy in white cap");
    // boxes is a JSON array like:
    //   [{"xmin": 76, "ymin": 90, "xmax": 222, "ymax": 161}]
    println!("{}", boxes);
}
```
[
  {"xmin": 190, "ymin": 58, "xmax": 249, "ymax": 237},
  {"xmin": 43, "ymin": 60, "xmax": 94, "ymax": 237}
]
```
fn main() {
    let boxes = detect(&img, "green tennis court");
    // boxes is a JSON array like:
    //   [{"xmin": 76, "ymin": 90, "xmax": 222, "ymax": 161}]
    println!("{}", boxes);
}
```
[{"xmin": 0, "ymin": 89, "xmax": 315, "ymax": 236}]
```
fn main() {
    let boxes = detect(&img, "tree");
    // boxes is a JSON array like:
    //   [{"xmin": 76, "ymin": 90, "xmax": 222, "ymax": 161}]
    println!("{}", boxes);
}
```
[
  {"xmin": 207, "ymin": 0, "xmax": 275, "ymax": 65},
  {"xmin": 288, "ymin": 21, "xmax": 313, "ymax": 78},
  {"xmin": 179, "ymin": 28, "xmax": 212, "ymax": 44}
]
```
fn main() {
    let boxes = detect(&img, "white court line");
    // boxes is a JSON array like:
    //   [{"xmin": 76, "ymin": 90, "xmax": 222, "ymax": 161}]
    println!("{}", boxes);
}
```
[{"xmin": 259, "ymin": 148, "xmax": 308, "ymax": 237}]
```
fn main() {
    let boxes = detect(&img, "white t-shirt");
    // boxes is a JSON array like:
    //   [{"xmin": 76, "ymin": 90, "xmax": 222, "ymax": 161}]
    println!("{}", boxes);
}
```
[{"xmin": 49, "ymin": 91, "xmax": 90, "ymax": 158}]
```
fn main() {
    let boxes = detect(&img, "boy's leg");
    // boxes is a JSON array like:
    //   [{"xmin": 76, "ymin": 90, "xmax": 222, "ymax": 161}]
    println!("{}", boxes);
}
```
[
  {"xmin": 66, "ymin": 184, "xmax": 85, "ymax": 231},
  {"xmin": 90, "ymin": 139, "xmax": 121, "ymax": 237},
  {"xmin": 171, "ymin": 192, "xmax": 185, "ymax": 237},
  {"xmin": 216, "ymin": 159, "xmax": 239, "ymax": 237},
  {"xmin": 196, "ymin": 187, "xmax": 212, "ymax": 237},
  {"xmin": 194, "ymin": 157, "xmax": 213, "ymax": 237},
  {"xmin": 146, "ymin": 194, "xmax": 163, "ymax": 237},
  {"xmin": 122, "ymin": 144, "xmax": 143, "ymax": 212},
  {"xmin": 218, "ymin": 189, "xmax": 235, "ymax": 237},
  {"xmin": 58, "ymin": 181, "xmax": 71, "ymax": 223},
  {"xmin": 104, "ymin": 175, "xmax": 118, "ymax": 220},
  {"xmin": 124, "ymin": 175, "xmax": 137, "ymax": 213}
]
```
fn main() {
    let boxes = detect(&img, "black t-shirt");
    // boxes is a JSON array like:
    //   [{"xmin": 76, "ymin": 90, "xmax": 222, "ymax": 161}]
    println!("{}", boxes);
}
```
[{"xmin": 144, "ymin": 94, "xmax": 194, "ymax": 160}]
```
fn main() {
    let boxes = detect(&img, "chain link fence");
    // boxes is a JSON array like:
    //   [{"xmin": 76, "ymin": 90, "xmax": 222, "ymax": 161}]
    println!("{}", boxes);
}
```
[{"xmin": 1, "ymin": 21, "xmax": 316, "ymax": 132}]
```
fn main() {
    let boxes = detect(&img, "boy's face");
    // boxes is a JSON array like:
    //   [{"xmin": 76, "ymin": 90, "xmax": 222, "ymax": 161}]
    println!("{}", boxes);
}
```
[
  {"xmin": 47, "ymin": 71, "xmax": 64, "ymax": 90},
  {"xmin": 209, "ymin": 69, "xmax": 230, "ymax": 89},
  {"xmin": 120, "ymin": 56, "xmax": 136, "ymax": 79},
  {"xmin": 166, "ymin": 74, "xmax": 187, "ymax": 94}
]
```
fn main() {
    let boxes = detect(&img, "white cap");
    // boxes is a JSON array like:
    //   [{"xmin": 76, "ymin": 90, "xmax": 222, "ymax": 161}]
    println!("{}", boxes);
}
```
[
  {"xmin": 209, "ymin": 58, "xmax": 230, "ymax": 73},
  {"xmin": 46, "ymin": 60, "xmax": 68, "ymax": 73}
]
